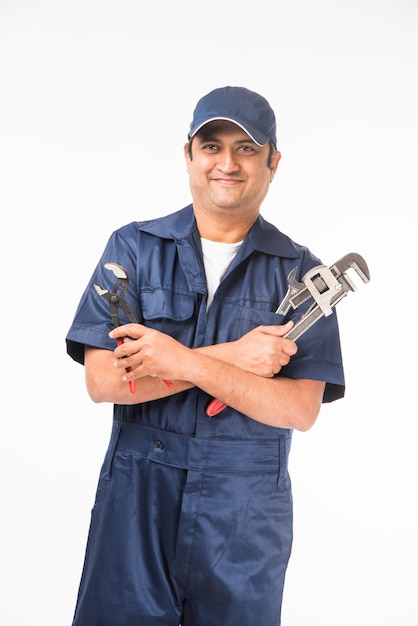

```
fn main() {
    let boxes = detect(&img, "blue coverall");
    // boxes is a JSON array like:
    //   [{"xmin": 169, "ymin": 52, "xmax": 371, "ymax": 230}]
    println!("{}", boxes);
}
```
[{"xmin": 66, "ymin": 204, "xmax": 345, "ymax": 626}]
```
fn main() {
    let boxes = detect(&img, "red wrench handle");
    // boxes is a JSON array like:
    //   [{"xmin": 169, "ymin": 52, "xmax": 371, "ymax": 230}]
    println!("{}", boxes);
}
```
[
  {"xmin": 206, "ymin": 398, "xmax": 227, "ymax": 416},
  {"xmin": 116, "ymin": 338, "xmax": 136, "ymax": 394},
  {"xmin": 116, "ymin": 338, "xmax": 173, "ymax": 393}
]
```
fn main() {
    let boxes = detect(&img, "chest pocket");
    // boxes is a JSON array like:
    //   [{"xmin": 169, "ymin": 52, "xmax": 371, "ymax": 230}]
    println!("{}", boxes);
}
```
[
  {"xmin": 235, "ymin": 305, "xmax": 287, "ymax": 337},
  {"xmin": 140, "ymin": 289, "xmax": 197, "ymax": 344}
]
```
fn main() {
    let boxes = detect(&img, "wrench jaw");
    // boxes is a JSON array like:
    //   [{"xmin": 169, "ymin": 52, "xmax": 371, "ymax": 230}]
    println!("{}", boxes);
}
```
[
  {"xmin": 302, "ymin": 265, "xmax": 345, "ymax": 317},
  {"xmin": 93, "ymin": 285, "xmax": 125, "ymax": 328},
  {"xmin": 93, "ymin": 284, "xmax": 108, "ymax": 297},
  {"xmin": 93, "ymin": 264, "xmax": 139, "ymax": 327},
  {"xmin": 104, "ymin": 262, "xmax": 129, "ymax": 281},
  {"xmin": 283, "ymin": 252, "xmax": 370, "ymax": 341},
  {"xmin": 103, "ymin": 262, "xmax": 130, "ymax": 300},
  {"xmin": 275, "ymin": 267, "xmax": 305, "ymax": 315},
  {"xmin": 328, "ymin": 252, "xmax": 370, "ymax": 311},
  {"xmin": 330, "ymin": 252, "xmax": 371, "ymax": 284}
]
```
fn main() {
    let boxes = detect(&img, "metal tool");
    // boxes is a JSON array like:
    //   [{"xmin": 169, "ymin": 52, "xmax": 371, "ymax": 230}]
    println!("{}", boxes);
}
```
[
  {"xmin": 282, "ymin": 252, "xmax": 370, "ymax": 341},
  {"xmin": 206, "ymin": 252, "xmax": 370, "ymax": 416},
  {"xmin": 94, "ymin": 263, "xmax": 139, "ymax": 394},
  {"xmin": 94, "ymin": 262, "xmax": 174, "ymax": 394}
]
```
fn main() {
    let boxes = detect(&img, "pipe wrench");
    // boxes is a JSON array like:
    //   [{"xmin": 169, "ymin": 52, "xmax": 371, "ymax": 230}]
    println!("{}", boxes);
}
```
[
  {"xmin": 206, "ymin": 252, "xmax": 370, "ymax": 416},
  {"xmin": 277, "ymin": 251, "xmax": 370, "ymax": 340}
]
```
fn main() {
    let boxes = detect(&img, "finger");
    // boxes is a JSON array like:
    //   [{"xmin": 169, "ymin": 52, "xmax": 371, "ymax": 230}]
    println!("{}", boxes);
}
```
[
  {"xmin": 109, "ymin": 323, "xmax": 145, "ymax": 340},
  {"xmin": 283, "ymin": 341, "xmax": 298, "ymax": 356},
  {"xmin": 113, "ymin": 336, "xmax": 138, "ymax": 360}
]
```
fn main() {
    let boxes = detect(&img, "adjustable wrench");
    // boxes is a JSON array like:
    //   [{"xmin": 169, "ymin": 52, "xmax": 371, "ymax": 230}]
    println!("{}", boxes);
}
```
[
  {"xmin": 206, "ymin": 252, "xmax": 370, "ymax": 416},
  {"xmin": 94, "ymin": 262, "xmax": 139, "ymax": 393},
  {"xmin": 94, "ymin": 262, "xmax": 174, "ymax": 394}
]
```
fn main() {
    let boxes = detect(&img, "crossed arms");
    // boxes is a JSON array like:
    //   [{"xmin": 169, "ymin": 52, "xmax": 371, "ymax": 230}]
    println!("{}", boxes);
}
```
[{"xmin": 84, "ymin": 321, "xmax": 325, "ymax": 431}]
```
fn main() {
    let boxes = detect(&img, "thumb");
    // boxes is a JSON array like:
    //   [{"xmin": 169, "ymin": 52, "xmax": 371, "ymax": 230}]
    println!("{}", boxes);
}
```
[
  {"xmin": 278, "ymin": 320, "xmax": 294, "ymax": 336},
  {"xmin": 260, "ymin": 320, "xmax": 295, "ymax": 337}
]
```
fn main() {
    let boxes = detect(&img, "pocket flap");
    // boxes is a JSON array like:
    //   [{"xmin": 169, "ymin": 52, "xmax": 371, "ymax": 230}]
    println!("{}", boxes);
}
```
[{"xmin": 141, "ymin": 289, "xmax": 196, "ymax": 321}]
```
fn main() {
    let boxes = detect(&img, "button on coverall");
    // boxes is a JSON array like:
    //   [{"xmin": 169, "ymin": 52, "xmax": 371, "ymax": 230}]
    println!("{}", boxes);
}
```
[{"xmin": 66, "ymin": 205, "xmax": 345, "ymax": 626}]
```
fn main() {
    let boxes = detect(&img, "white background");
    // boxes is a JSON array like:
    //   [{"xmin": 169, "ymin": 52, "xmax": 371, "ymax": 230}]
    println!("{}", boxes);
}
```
[{"xmin": 1, "ymin": 1, "xmax": 417, "ymax": 624}]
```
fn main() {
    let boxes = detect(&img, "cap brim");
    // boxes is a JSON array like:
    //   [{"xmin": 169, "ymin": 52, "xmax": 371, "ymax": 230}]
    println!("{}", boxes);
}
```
[{"xmin": 188, "ymin": 116, "xmax": 270, "ymax": 147}]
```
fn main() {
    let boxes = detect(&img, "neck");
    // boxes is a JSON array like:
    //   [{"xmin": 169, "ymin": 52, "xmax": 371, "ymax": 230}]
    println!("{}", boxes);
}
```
[{"xmin": 194, "ymin": 209, "xmax": 256, "ymax": 243}]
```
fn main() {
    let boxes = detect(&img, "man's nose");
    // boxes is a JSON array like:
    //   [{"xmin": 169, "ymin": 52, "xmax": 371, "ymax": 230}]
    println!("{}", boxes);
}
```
[{"xmin": 217, "ymin": 149, "xmax": 240, "ymax": 172}]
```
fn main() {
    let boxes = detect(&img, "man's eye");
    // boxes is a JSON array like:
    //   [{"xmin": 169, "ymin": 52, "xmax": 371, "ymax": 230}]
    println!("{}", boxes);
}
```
[
  {"xmin": 239, "ymin": 145, "xmax": 254, "ymax": 152},
  {"xmin": 203, "ymin": 143, "xmax": 218, "ymax": 150}
]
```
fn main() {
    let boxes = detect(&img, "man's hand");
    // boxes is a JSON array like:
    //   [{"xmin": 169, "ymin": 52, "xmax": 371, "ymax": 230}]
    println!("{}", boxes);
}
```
[
  {"xmin": 110, "ymin": 321, "xmax": 298, "ymax": 384},
  {"xmin": 87, "ymin": 321, "xmax": 323, "ymax": 430},
  {"xmin": 110, "ymin": 324, "xmax": 193, "ymax": 383},
  {"xmin": 226, "ymin": 322, "xmax": 297, "ymax": 377}
]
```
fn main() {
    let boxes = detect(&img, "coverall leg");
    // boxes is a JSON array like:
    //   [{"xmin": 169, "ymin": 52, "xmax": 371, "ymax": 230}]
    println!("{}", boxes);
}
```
[{"xmin": 72, "ymin": 422, "xmax": 293, "ymax": 626}]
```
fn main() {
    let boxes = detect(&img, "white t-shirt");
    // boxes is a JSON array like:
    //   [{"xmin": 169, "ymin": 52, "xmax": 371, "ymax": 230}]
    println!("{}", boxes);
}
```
[{"xmin": 201, "ymin": 237, "xmax": 243, "ymax": 310}]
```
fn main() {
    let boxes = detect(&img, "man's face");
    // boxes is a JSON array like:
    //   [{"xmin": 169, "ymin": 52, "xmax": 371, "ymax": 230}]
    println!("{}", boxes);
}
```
[{"xmin": 184, "ymin": 121, "xmax": 280, "ymax": 221}]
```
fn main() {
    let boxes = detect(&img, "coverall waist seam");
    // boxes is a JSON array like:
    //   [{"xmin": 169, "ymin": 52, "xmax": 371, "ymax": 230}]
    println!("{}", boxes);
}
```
[{"xmin": 114, "ymin": 420, "xmax": 291, "ymax": 472}]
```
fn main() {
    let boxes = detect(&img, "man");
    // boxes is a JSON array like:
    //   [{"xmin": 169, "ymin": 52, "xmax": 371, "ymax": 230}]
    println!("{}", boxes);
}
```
[{"xmin": 66, "ymin": 86, "xmax": 345, "ymax": 626}]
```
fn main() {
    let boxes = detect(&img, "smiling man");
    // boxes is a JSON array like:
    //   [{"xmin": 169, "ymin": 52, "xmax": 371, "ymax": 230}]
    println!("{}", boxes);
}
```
[{"xmin": 66, "ymin": 86, "xmax": 345, "ymax": 626}]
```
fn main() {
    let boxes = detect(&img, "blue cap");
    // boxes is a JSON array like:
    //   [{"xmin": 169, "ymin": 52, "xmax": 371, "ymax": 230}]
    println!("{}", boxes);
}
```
[{"xmin": 188, "ymin": 86, "xmax": 277, "ymax": 149}]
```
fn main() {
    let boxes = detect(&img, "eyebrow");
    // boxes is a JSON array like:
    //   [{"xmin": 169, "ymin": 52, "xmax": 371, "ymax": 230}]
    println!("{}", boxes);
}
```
[{"xmin": 196, "ymin": 133, "xmax": 258, "ymax": 146}]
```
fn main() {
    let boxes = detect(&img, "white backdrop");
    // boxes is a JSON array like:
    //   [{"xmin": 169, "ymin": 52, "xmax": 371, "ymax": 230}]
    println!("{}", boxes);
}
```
[{"xmin": 1, "ymin": 1, "xmax": 417, "ymax": 624}]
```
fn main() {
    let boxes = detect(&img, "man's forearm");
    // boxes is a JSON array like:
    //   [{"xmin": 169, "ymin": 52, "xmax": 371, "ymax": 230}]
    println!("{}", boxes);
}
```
[{"xmin": 170, "ymin": 348, "xmax": 324, "ymax": 430}]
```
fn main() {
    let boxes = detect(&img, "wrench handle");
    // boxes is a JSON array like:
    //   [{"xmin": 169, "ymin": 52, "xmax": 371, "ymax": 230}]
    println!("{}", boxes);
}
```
[
  {"xmin": 283, "ymin": 306, "xmax": 324, "ymax": 341},
  {"xmin": 116, "ymin": 338, "xmax": 136, "ymax": 394},
  {"xmin": 206, "ymin": 398, "xmax": 227, "ymax": 416}
]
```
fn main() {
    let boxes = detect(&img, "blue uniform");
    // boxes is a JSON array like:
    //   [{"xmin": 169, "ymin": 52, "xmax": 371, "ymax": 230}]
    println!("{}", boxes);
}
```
[{"xmin": 66, "ymin": 205, "xmax": 345, "ymax": 625}]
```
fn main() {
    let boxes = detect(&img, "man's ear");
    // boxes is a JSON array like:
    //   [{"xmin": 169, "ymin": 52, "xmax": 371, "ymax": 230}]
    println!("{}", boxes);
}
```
[
  {"xmin": 184, "ymin": 141, "xmax": 193, "ymax": 166},
  {"xmin": 270, "ymin": 150, "xmax": 281, "ymax": 181}
]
